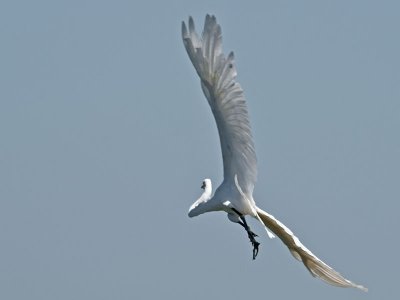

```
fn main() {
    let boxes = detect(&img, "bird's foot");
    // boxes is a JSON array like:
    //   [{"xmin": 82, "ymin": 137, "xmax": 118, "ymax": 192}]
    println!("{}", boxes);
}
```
[
  {"xmin": 247, "ymin": 229, "xmax": 260, "ymax": 260},
  {"xmin": 247, "ymin": 230, "xmax": 258, "ymax": 239},
  {"xmin": 233, "ymin": 209, "xmax": 261, "ymax": 260},
  {"xmin": 252, "ymin": 240, "xmax": 260, "ymax": 260}
]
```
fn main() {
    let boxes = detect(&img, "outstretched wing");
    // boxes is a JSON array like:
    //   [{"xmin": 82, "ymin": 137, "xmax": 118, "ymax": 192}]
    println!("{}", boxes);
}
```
[
  {"xmin": 256, "ymin": 206, "xmax": 367, "ymax": 291},
  {"xmin": 182, "ymin": 15, "xmax": 257, "ymax": 194}
]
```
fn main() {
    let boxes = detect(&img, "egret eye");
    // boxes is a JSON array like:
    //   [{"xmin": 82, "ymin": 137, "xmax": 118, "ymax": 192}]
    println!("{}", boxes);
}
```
[{"xmin": 201, "ymin": 181, "xmax": 206, "ymax": 189}]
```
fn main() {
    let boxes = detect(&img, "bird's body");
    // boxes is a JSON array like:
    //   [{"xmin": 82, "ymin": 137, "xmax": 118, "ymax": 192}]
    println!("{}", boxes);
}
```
[
  {"xmin": 182, "ymin": 15, "xmax": 366, "ymax": 291},
  {"xmin": 189, "ymin": 177, "xmax": 256, "ymax": 217}
]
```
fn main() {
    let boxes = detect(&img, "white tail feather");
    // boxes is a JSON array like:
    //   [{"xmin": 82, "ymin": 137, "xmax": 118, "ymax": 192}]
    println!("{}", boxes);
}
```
[
  {"xmin": 255, "ymin": 212, "xmax": 276, "ymax": 239},
  {"xmin": 256, "ymin": 206, "xmax": 367, "ymax": 291}
]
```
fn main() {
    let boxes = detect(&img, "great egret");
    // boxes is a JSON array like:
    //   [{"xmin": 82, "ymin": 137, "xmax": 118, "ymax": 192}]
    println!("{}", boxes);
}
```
[{"xmin": 182, "ymin": 14, "xmax": 367, "ymax": 291}]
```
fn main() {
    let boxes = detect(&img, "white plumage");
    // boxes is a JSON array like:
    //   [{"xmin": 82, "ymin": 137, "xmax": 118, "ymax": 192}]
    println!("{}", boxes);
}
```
[{"xmin": 182, "ymin": 14, "xmax": 367, "ymax": 291}]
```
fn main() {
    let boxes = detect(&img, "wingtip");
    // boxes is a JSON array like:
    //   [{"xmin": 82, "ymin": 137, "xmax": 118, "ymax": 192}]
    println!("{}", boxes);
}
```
[
  {"xmin": 188, "ymin": 16, "xmax": 195, "ymax": 33},
  {"xmin": 204, "ymin": 14, "xmax": 218, "ymax": 31},
  {"xmin": 205, "ymin": 14, "xmax": 216, "ymax": 22},
  {"xmin": 355, "ymin": 284, "xmax": 368, "ymax": 292},
  {"xmin": 181, "ymin": 20, "xmax": 188, "ymax": 39}
]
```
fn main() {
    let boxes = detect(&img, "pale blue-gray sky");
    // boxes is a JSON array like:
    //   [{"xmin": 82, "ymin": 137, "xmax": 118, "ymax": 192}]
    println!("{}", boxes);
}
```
[{"xmin": 1, "ymin": 1, "xmax": 399, "ymax": 299}]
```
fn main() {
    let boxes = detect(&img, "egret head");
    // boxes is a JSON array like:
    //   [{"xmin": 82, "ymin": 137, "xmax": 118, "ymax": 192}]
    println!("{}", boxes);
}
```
[
  {"xmin": 201, "ymin": 178, "xmax": 212, "ymax": 192},
  {"xmin": 188, "ymin": 178, "xmax": 213, "ymax": 217}
]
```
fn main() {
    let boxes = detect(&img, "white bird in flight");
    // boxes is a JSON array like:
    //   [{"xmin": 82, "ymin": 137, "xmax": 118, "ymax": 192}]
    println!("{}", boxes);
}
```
[{"xmin": 182, "ymin": 15, "xmax": 367, "ymax": 291}]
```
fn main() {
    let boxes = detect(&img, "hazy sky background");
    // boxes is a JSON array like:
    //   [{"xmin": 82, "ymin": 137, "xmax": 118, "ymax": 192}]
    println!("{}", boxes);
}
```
[{"xmin": 1, "ymin": 1, "xmax": 399, "ymax": 299}]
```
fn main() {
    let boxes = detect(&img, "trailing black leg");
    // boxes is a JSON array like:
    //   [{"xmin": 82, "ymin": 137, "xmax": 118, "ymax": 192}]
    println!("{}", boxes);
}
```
[{"xmin": 232, "ymin": 208, "xmax": 261, "ymax": 260}]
